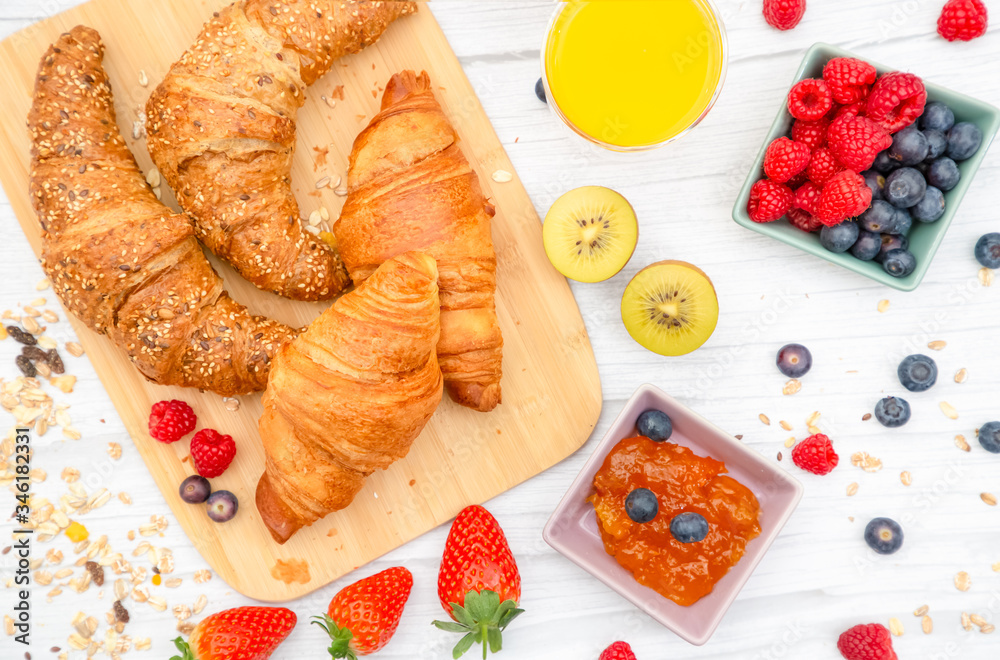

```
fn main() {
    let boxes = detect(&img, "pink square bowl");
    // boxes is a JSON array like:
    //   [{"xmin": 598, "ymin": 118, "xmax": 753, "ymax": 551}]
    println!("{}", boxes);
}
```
[{"xmin": 543, "ymin": 384, "xmax": 804, "ymax": 645}]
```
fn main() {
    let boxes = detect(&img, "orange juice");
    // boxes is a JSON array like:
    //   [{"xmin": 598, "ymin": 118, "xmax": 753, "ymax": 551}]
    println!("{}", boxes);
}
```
[{"xmin": 544, "ymin": 1, "xmax": 726, "ymax": 149}]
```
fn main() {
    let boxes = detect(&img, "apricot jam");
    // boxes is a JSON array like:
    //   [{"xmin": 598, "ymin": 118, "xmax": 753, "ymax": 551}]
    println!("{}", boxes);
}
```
[{"xmin": 590, "ymin": 435, "xmax": 762, "ymax": 606}]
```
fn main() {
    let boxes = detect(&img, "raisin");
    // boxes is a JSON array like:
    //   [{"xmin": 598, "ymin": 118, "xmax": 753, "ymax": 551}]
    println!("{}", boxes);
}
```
[
  {"xmin": 84, "ymin": 561, "xmax": 104, "ymax": 586},
  {"xmin": 46, "ymin": 349, "xmax": 65, "ymax": 374},
  {"xmin": 21, "ymin": 346, "xmax": 49, "ymax": 362},
  {"xmin": 6, "ymin": 326, "xmax": 37, "ymax": 345},
  {"xmin": 113, "ymin": 600, "xmax": 129, "ymax": 623},
  {"xmin": 15, "ymin": 355, "xmax": 36, "ymax": 378}
]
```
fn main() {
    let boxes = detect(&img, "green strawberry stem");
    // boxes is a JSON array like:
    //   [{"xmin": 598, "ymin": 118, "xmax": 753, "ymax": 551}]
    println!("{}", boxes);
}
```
[
  {"xmin": 311, "ymin": 614, "xmax": 357, "ymax": 660},
  {"xmin": 169, "ymin": 637, "xmax": 196, "ymax": 660},
  {"xmin": 431, "ymin": 590, "xmax": 524, "ymax": 660}
]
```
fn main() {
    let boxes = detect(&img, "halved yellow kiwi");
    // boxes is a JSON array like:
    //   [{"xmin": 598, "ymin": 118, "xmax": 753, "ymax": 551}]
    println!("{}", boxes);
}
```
[
  {"xmin": 542, "ymin": 186, "xmax": 638, "ymax": 283},
  {"xmin": 621, "ymin": 261, "xmax": 719, "ymax": 356}
]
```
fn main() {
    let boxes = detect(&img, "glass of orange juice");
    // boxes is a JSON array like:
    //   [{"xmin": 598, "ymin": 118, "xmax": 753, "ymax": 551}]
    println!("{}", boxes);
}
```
[{"xmin": 542, "ymin": 0, "xmax": 728, "ymax": 151}]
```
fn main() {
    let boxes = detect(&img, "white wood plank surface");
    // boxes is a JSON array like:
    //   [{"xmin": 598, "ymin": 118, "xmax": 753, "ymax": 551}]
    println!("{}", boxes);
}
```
[{"xmin": 2, "ymin": 2, "xmax": 999, "ymax": 659}]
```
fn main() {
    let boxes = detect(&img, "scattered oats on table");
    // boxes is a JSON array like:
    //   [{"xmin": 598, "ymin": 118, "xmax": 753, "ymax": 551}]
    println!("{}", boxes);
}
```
[
  {"xmin": 954, "ymin": 368, "xmax": 968, "ymax": 383},
  {"xmin": 846, "ymin": 482, "xmax": 859, "ymax": 497},
  {"xmin": 784, "ymin": 437, "xmax": 796, "ymax": 448},
  {"xmin": 782, "ymin": 379, "xmax": 801, "ymax": 395},
  {"xmin": 955, "ymin": 571, "xmax": 972, "ymax": 592},
  {"xmin": 922, "ymin": 615, "xmax": 933, "ymax": 634},
  {"xmin": 491, "ymin": 169, "xmax": 513, "ymax": 183},
  {"xmin": 980, "ymin": 267, "xmax": 994, "ymax": 287},
  {"xmin": 939, "ymin": 401, "xmax": 959, "ymax": 420},
  {"xmin": 878, "ymin": 299, "xmax": 890, "ymax": 313},
  {"xmin": 779, "ymin": 420, "xmax": 793, "ymax": 431},
  {"xmin": 955, "ymin": 434, "xmax": 971, "ymax": 452},
  {"xmin": 759, "ymin": 413, "xmax": 771, "ymax": 426},
  {"xmin": 888, "ymin": 617, "xmax": 904, "ymax": 636},
  {"xmin": 900, "ymin": 471, "xmax": 912, "ymax": 486},
  {"xmin": 851, "ymin": 452, "xmax": 883, "ymax": 473},
  {"xmin": 914, "ymin": 604, "xmax": 929, "ymax": 617},
  {"xmin": 981, "ymin": 492, "xmax": 997, "ymax": 506}
]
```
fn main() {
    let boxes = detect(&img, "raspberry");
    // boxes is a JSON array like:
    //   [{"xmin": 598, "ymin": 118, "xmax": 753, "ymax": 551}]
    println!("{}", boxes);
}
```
[
  {"xmin": 806, "ymin": 147, "xmax": 845, "ymax": 186},
  {"xmin": 822, "ymin": 57, "xmax": 878, "ymax": 104},
  {"xmin": 790, "ymin": 118, "xmax": 829, "ymax": 150},
  {"xmin": 787, "ymin": 207, "xmax": 822, "ymax": 233},
  {"xmin": 866, "ymin": 72, "xmax": 927, "ymax": 133},
  {"xmin": 787, "ymin": 171, "xmax": 809, "ymax": 189},
  {"xmin": 747, "ymin": 179, "xmax": 793, "ymax": 223},
  {"xmin": 787, "ymin": 78, "xmax": 833, "ymax": 121},
  {"xmin": 599, "ymin": 641, "xmax": 637, "ymax": 660},
  {"xmin": 837, "ymin": 623, "xmax": 898, "ymax": 660},
  {"xmin": 190, "ymin": 429, "xmax": 237, "ymax": 478},
  {"xmin": 793, "ymin": 181, "xmax": 823, "ymax": 214},
  {"xmin": 938, "ymin": 0, "xmax": 988, "ymax": 42},
  {"xmin": 827, "ymin": 115, "xmax": 892, "ymax": 172},
  {"xmin": 816, "ymin": 170, "xmax": 873, "ymax": 225},
  {"xmin": 834, "ymin": 100, "xmax": 867, "ymax": 119},
  {"xmin": 763, "ymin": 0, "xmax": 806, "ymax": 30},
  {"xmin": 791, "ymin": 433, "xmax": 839, "ymax": 475},
  {"xmin": 763, "ymin": 137, "xmax": 811, "ymax": 182},
  {"xmin": 148, "ymin": 400, "xmax": 196, "ymax": 443}
]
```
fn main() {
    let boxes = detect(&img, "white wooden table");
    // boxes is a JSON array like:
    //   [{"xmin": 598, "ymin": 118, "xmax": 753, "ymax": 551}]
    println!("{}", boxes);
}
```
[{"xmin": 3, "ymin": 2, "xmax": 999, "ymax": 659}]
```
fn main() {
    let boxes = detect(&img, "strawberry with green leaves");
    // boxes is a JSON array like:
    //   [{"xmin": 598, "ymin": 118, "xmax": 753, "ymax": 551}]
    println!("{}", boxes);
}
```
[
  {"xmin": 433, "ymin": 505, "xmax": 523, "ymax": 659},
  {"xmin": 170, "ymin": 606, "xmax": 296, "ymax": 660},
  {"xmin": 313, "ymin": 566, "xmax": 413, "ymax": 658}
]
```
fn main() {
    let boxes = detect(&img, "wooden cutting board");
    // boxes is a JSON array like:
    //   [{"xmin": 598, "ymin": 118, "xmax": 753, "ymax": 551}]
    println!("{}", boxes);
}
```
[{"xmin": 0, "ymin": 0, "xmax": 602, "ymax": 601}]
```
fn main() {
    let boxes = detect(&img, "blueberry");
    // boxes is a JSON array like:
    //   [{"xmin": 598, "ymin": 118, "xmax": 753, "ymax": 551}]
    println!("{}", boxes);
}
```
[
  {"xmin": 875, "ymin": 234, "xmax": 909, "ymax": 263},
  {"xmin": 776, "ymin": 343, "xmax": 812, "ymax": 378},
  {"xmin": 861, "ymin": 171, "xmax": 885, "ymax": 201},
  {"xmin": 859, "ymin": 200, "xmax": 897, "ymax": 233},
  {"xmin": 911, "ymin": 186, "xmax": 945, "ymax": 223},
  {"xmin": 534, "ymin": 78, "xmax": 546, "ymax": 103},
  {"xmin": 893, "ymin": 207, "xmax": 913, "ymax": 235},
  {"xmin": 206, "ymin": 490, "xmax": 239, "ymax": 523},
  {"xmin": 875, "ymin": 396, "xmax": 911, "ymax": 427},
  {"xmin": 926, "ymin": 157, "xmax": 961, "ymax": 191},
  {"xmin": 670, "ymin": 512, "xmax": 709, "ymax": 543},
  {"xmin": 850, "ymin": 230, "xmax": 883, "ymax": 261},
  {"xmin": 872, "ymin": 150, "xmax": 900, "ymax": 174},
  {"xmin": 920, "ymin": 102, "xmax": 955, "ymax": 132},
  {"xmin": 882, "ymin": 249, "xmax": 917, "ymax": 278},
  {"xmin": 923, "ymin": 129, "xmax": 948, "ymax": 161},
  {"xmin": 820, "ymin": 221, "xmax": 860, "ymax": 253},
  {"xmin": 947, "ymin": 122, "xmax": 982, "ymax": 161},
  {"xmin": 979, "ymin": 421, "xmax": 1000, "ymax": 453},
  {"xmin": 865, "ymin": 517, "xmax": 904, "ymax": 555},
  {"xmin": 884, "ymin": 168, "xmax": 927, "ymax": 208},
  {"xmin": 889, "ymin": 126, "xmax": 929, "ymax": 165},
  {"xmin": 625, "ymin": 488, "xmax": 658, "ymax": 524},
  {"xmin": 974, "ymin": 233, "xmax": 1000, "ymax": 269},
  {"xmin": 636, "ymin": 409, "xmax": 673, "ymax": 442},
  {"xmin": 898, "ymin": 354, "xmax": 938, "ymax": 392},
  {"xmin": 179, "ymin": 475, "xmax": 211, "ymax": 504}
]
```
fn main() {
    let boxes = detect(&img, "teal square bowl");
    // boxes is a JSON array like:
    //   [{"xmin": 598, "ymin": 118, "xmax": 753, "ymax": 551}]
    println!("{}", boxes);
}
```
[{"xmin": 732, "ymin": 42, "xmax": 1000, "ymax": 291}]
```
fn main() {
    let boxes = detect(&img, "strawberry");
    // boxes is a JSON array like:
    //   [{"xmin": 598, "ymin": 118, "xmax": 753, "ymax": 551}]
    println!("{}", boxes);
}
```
[
  {"xmin": 433, "ymin": 505, "xmax": 523, "ymax": 659},
  {"xmin": 313, "ymin": 567, "xmax": 413, "ymax": 658},
  {"xmin": 170, "ymin": 606, "xmax": 296, "ymax": 660}
]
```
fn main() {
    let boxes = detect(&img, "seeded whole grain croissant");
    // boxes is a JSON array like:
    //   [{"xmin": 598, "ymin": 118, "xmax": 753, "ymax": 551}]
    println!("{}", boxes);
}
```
[
  {"xmin": 256, "ymin": 251, "xmax": 443, "ymax": 543},
  {"xmin": 29, "ymin": 26, "xmax": 295, "ymax": 396},
  {"xmin": 336, "ymin": 70, "xmax": 503, "ymax": 412},
  {"xmin": 146, "ymin": 0, "xmax": 416, "ymax": 301}
]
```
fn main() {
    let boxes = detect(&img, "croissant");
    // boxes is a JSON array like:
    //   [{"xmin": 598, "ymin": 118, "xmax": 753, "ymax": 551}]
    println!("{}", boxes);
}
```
[
  {"xmin": 256, "ymin": 251, "xmax": 443, "ymax": 543},
  {"xmin": 28, "ymin": 26, "xmax": 296, "ymax": 396},
  {"xmin": 335, "ymin": 70, "xmax": 503, "ymax": 412},
  {"xmin": 145, "ymin": 0, "xmax": 415, "ymax": 301}
]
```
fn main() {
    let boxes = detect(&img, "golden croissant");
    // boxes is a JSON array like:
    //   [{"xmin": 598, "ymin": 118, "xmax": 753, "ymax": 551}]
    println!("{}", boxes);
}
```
[
  {"xmin": 28, "ymin": 26, "xmax": 295, "ymax": 396},
  {"xmin": 256, "ymin": 251, "xmax": 443, "ymax": 543},
  {"xmin": 336, "ymin": 70, "xmax": 503, "ymax": 412},
  {"xmin": 146, "ymin": 0, "xmax": 415, "ymax": 301}
]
